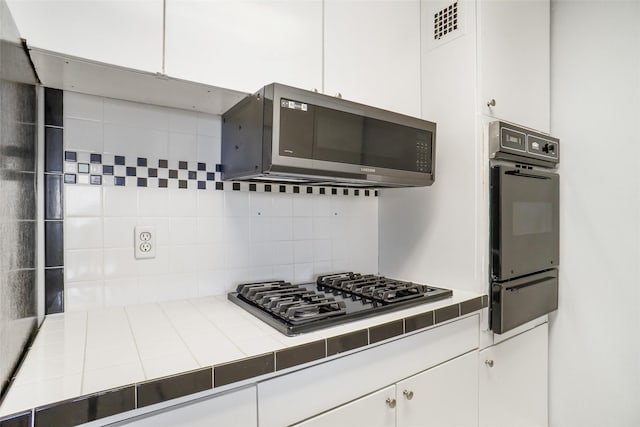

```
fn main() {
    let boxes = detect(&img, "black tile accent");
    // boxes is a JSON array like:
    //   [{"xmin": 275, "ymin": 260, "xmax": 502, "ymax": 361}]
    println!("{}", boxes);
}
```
[
  {"xmin": 126, "ymin": 167, "xmax": 136, "ymax": 177},
  {"xmin": 404, "ymin": 311, "xmax": 434, "ymax": 333},
  {"xmin": 159, "ymin": 178, "xmax": 168, "ymax": 188},
  {"xmin": 137, "ymin": 368, "xmax": 212, "ymax": 408},
  {"xmin": 64, "ymin": 151, "xmax": 77, "ymax": 162},
  {"xmin": 137, "ymin": 178, "xmax": 147, "ymax": 187},
  {"xmin": 179, "ymin": 180, "xmax": 188, "ymax": 189},
  {"xmin": 331, "ymin": 188, "xmax": 337, "ymax": 195},
  {"xmin": 327, "ymin": 330, "xmax": 368, "ymax": 356},
  {"xmin": 343, "ymin": 189, "xmax": 349, "ymax": 196},
  {"xmin": 169, "ymin": 169, "xmax": 178, "ymax": 179},
  {"xmin": 90, "ymin": 175, "xmax": 101, "ymax": 185},
  {"xmin": 114, "ymin": 176, "xmax": 125, "ymax": 186},
  {"xmin": 45, "ymin": 221, "xmax": 64, "ymax": 267},
  {"xmin": 178, "ymin": 161, "xmax": 188, "ymax": 170},
  {"xmin": 115, "ymin": 155, "xmax": 125, "ymax": 166},
  {"xmin": 365, "ymin": 190, "xmax": 370, "ymax": 196},
  {"xmin": 460, "ymin": 297, "xmax": 484, "ymax": 315},
  {"xmin": 232, "ymin": 182, "xmax": 240, "ymax": 191},
  {"xmin": 214, "ymin": 353, "xmax": 274, "ymax": 387},
  {"xmin": 137, "ymin": 157, "xmax": 147, "ymax": 167},
  {"xmin": 276, "ymin": 340, "xmax": 326, "ymax": 371},
  {"xmin": 45, "ymin": 175, "xmax": 63, "ymax": 220},
  {"xmin": 147, "ymin": 168, "xmax": 158, "ymax": 178},
  {"xmin": 44, "ymin": 87, "xmax": 63, "ymax": 127},
  {"xmin": 103, "ymin": 165, "xmax": 114, "ymax": 175},
  {"xmin": 354, "ymin": 189, "xmax": 360, "ymax": 196},
  {"xmin": 0, "ymin": 410, "xmax": 31, "ymax": 427},
  {"xmin": 63, "ymin": 174, "xmax": 76, "ymax": 184},
  {"xmin": 34, "ymin": 386, "xmax": 135, "ymax": 427},
  {"xmin": 90, "ymin": 153, "xmax": 102, "ymax": 164},
  {"xmin": 319, "ymin": 188, "xmax": 325, "ymax": 195},
  {"xmin": 206, "ymin": 172, "xmax": 215, "ymax": 181},
  {"xmin": 44, "ymin": 267, "xmax": 64, "ymax": 314},
  {"xmin": 434, "ymin": 304, "xmax": 460, "ymax": 324},
  {"xmin": 215, "ymin": 164, "xmax": 222, "ymax": 172},
  {"xmin": 264, "ymin": 184, "xmax": 272, "ymax": 192},
  {"xmin": 293, "ymin": 186, "xmax": 300, "ymax": 194},
  {"xmin": 375, "ymin": 190, "xmax": 379, "ymax": 196},
  {"xmin": 249, "ymin": 183, "xmax": 256, "ymax": 192},
  {"xmin": 197, "ymin": 181, "xmax": 206, "ymax": 190},
  {"xmin": 215, "ymin": 182, "xmax": 224, "ymax": 190},
  {"xmin": 482, "ymin": 295, "xmax": 489, "ymax": 308},
  {"xmin": 304, "ymin": 186, "xmax": 311, "ymax": 194},
  {"xmin": 369, "ymin": 319, "xmax": 404, "ymax": 344},
  {"xmin": 279, "ymin": 185, "xmax": 286, "ymax": 193},
  {"xmin": 44, "ymin": 127, "xmax": 63, "ymax": 173},
  {"xmin": 197, "ymin": 162, "xmax": 206, "ymax": 171},
  {"xmin": 78, "ymin": 163, "xmax": 89, "ymax": 174},
  {"xmin": 159, "ymin": 159, "xmax": 168, "ymax": 168},
  {"xmin": 188, "ymin": 171, "xmax": 197, "ymax": 180}
]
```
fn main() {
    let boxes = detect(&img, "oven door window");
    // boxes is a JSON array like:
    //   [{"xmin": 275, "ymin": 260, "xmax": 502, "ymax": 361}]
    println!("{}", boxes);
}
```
[{"xmin": 491, "ymin": 166, "xmax": 559, "ymax": 280}]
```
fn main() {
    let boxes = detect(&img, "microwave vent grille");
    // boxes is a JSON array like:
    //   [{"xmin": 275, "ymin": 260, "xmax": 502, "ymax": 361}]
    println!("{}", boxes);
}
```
[{"xmin": 433, "ymin": 1, "xmax": 459, "ymax": 40}]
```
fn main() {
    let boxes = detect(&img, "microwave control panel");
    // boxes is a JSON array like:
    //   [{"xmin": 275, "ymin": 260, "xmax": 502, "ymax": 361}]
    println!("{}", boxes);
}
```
[{"xmin": 489, "ymin": 121, "xmax": 559, "ymax": 167}]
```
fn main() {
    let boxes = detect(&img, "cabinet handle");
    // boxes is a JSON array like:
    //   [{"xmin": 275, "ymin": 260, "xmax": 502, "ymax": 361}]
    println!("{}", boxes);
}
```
[
  {"xmin": 386, "ymin": 398, "xmax": 397, "ymax": 409},
  {"xmin": 485, "ymin": 359, "xmax": 494, "ymax": 368},
  {"xmin": 335, "ymin": 92, "xmax": 342, "ymax": 99},
  {"xmin": 312, "ymin": 88, "xmax": 319, "ymax": 93},
  {"xmin": 487, "ymin": 98, "xmax": 496, "ymax": 107},
  {"xmin": 402, "ymin": 390, "xmax": 414, "ymax": 400}
]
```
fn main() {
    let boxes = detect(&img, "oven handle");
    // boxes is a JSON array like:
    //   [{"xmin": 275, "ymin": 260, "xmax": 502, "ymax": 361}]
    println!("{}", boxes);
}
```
[
  {"xmin": 504, "ymin": 275, "xmax": 556, "ymax": 292},
  {"xmin": 505, "ymin": 170, "xmax": 552, "ymax": 180}
]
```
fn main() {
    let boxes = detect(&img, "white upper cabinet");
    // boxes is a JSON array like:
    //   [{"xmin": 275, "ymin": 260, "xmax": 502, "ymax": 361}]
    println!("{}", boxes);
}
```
[
  {"xmin": 6, "ymin": 0, "xmax": 163, "ymax": 73},
  {"xmin": 477, "ymin": 0, "xmax": 550, "ymax": 132},
  {"xmin": 164, "ymin": 0, "xmax": 323, "ymax": 94},
  {"xmin": 324, "ymin": 0, "xmax": 422, "ymax": 117}
]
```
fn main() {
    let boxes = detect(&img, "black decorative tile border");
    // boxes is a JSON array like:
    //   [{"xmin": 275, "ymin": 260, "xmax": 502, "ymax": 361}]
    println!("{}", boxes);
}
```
[
  {"xmin": 0, "ymin": 295, "xmax": 486, "ymax": 426},
  {"xmin": 62, "ymin": 150, "xmax": 378, "ymax": 196}
]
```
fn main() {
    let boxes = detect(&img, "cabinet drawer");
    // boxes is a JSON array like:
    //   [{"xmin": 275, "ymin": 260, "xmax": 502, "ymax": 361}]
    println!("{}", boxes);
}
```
[{"xmin": 258, "ymin": 315, "xmax": 479, "ymax": 427}]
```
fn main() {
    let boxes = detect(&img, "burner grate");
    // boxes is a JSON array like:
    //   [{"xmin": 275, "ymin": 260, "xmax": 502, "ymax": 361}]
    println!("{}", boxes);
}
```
[{"xmin": 316, "ymin": 272, "xmax": 431, "ymax": 304}]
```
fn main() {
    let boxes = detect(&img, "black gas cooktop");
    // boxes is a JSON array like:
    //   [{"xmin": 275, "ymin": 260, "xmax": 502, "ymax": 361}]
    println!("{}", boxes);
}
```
[{"xmin": 227, "ymin": 272, "xmax": 453, "ymax": 336}]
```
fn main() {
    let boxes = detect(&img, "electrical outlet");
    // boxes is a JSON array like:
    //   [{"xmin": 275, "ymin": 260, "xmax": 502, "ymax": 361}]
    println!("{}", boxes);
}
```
[{"xmin": 135, "ymin": 226, "xmax": 156, "ymax": 259}]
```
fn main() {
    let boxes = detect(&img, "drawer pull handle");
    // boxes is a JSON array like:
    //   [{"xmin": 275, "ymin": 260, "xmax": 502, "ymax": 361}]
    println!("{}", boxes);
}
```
[
  {"xmin": 403, "ymin": 390, "xmax": 414, "ymax": 400},
  {"xmin": 485, "ymin": 359, "xmax": 494, "ymax": 368},
  {"xmin": 386, "ymin": 398, "xmax": 396, "ymax": 409}
]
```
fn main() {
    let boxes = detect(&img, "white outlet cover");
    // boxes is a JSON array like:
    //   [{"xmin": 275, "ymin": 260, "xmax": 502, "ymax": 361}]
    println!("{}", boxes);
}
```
[{"xmin": 135, "ymin": 225, "xmax": 156, "ymax": 259}]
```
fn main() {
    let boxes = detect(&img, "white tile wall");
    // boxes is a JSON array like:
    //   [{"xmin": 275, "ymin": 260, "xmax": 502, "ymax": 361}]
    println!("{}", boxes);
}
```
[{"xmin": 62, "ymin": 92, "xmax": 379, "ymax": 311}]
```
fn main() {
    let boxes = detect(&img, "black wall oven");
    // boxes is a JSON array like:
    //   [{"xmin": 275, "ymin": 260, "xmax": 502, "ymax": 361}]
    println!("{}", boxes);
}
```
[{"xmin": 489, "ymin": 121, "xmax": 560, "ymax": 334}]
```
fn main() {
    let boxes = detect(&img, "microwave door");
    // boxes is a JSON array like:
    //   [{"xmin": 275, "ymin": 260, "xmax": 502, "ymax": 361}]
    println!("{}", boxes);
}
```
[{"xmin": 491, "ymin": 166, "xmax": 559, "ymax": 281}]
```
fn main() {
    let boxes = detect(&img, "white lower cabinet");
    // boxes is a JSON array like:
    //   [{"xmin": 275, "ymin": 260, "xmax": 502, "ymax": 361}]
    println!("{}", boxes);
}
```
[
  {"xmin": 479, "ymin": 323, "xmax": 548, "ymax": 427},
  {"xmin": 294, "ymin": 351, "xmax": 478, "ymax": 427},
  {"xmin": 118, "ymin": 386, "xmax": 257, "ymax": 427}
]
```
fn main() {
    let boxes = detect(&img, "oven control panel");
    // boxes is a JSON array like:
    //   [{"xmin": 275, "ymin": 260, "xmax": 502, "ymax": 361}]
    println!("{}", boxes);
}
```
[{"xmin": 489, "ymin": 121, "xmax": 559, "ymax": 167}]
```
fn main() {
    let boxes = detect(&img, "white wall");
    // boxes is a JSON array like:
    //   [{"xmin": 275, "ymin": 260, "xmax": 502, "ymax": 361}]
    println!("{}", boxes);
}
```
[
  {"xmin": 549, "ymin": 1, "xmax": 640, "ymax": 426},
  {"xmin": 61, "ymin": 92, "xmax": 378, "ymax": 311}
]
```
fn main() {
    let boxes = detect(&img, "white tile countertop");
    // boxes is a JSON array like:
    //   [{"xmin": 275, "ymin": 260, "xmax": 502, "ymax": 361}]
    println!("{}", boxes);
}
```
[{"xmin": 0, "ymin": 289, "xmax": 486, "ymax": 420}]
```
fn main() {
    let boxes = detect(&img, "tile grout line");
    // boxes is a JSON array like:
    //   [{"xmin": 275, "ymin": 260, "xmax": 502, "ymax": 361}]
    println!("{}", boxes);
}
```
[{"xmin": 157, "ymin": 301, "xmax": 208, "ymax": 371}]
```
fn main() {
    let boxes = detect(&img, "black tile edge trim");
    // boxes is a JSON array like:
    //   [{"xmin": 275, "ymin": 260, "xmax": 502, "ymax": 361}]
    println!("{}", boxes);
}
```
[
  {"xmin": 34, "ymin": 386, "xmax": 134, "ymax": 427},
  {"xmin": 44, "ymin": 221, "xmax": 64, "ymax": 267},
  {"xmin": 0, "ymin": 410, "xmax": 32, "ymax": 427},
  {"xmin": 276, "ymin": 340, "xmax": 326, "ymax": 371},
  {"xmin": 214, "ymin": 353, "xmax": 274, "ymax": 387},
  {"xmin": 434, "ymin": 304, "xmax": 460, "ymax": 324},
  {"xmin": 44, "ymin": 127, "xmax": 63, "ymax": 173},
  {"xmin": 44, "ymin": 268, "xmax": 64, "ymax": 315},
  {"xmin": 327, "ymin": 330, "xmax": 368, "ymax": 356},
  {"xmin": 369, "ymin": 319, "xmax": 404, "ymax": 344},
  {"xmin": 137, "ymin": 368, "xmax": 212, "ymax": 408},
  {"xmin": 482, "ymin": 295, "xmax": 489, "ymax": 308},
  {"xmin": 44, "ymin": 175, "xmax": 63, "ymax": 220},
  {"xmin": 44, "ymin": 88, "xmax": 63, "ymax": 127},
  {"xmin": 460, "ymin": 296, "xmax": 484, "ymax": 316},
  {"xmin": 404, "ymin": 310, "xmax": 434, "ymax": 333}
]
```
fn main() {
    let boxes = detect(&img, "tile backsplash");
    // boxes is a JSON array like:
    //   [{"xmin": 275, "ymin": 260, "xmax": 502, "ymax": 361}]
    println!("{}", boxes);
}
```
[{"xmin": 60, "ymin": 92, "xmax": 378, "ymax": 311}]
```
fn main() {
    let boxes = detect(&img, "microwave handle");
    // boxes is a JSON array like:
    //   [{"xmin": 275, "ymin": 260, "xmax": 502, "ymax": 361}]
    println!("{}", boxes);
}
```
[{"xmin": 505, "ymin": 170, "xmax": 551, "ymax": 180}]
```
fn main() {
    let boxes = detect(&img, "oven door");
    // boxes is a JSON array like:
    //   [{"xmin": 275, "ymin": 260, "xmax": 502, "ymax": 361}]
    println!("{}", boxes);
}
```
[{"xmin": 490, "ymin": 165, "xmax": 559, "ymax": 281}]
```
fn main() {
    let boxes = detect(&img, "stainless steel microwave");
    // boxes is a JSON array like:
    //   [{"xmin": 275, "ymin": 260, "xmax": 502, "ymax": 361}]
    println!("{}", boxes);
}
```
[{"xmin": 221, "ymin": 83, "xmax": 436, "ymax": 187}]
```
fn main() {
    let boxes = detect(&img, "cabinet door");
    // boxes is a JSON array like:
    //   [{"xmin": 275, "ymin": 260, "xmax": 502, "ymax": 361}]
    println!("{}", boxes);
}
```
[
  {"xmin": 293, "ymin": 385, "xmax": 396, "ymax": 427},
  {"xmin": 479, "ymin": 323, "xmax": 548, "ymax": 427},
  {"xmin": 396, "ymin": 351, "xmax": 478, "ymax": 427},
  {"xmin": 165, "ymin": 0, "xmax": 323, "ymax": 93},
  {"xmin": 324, "ymin": 0, "xmax": 421, "ymax": 116},
  {"xmin": 6, "ymin": 0, "xmax": 163, "ymax": 73},
  {"xmin": 119, "ymin": 386, "xmax": 257, "ymax": 427},
  {"xmin": 477, "ymin": 0, "xmax": 550, "ymax": 132}
]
